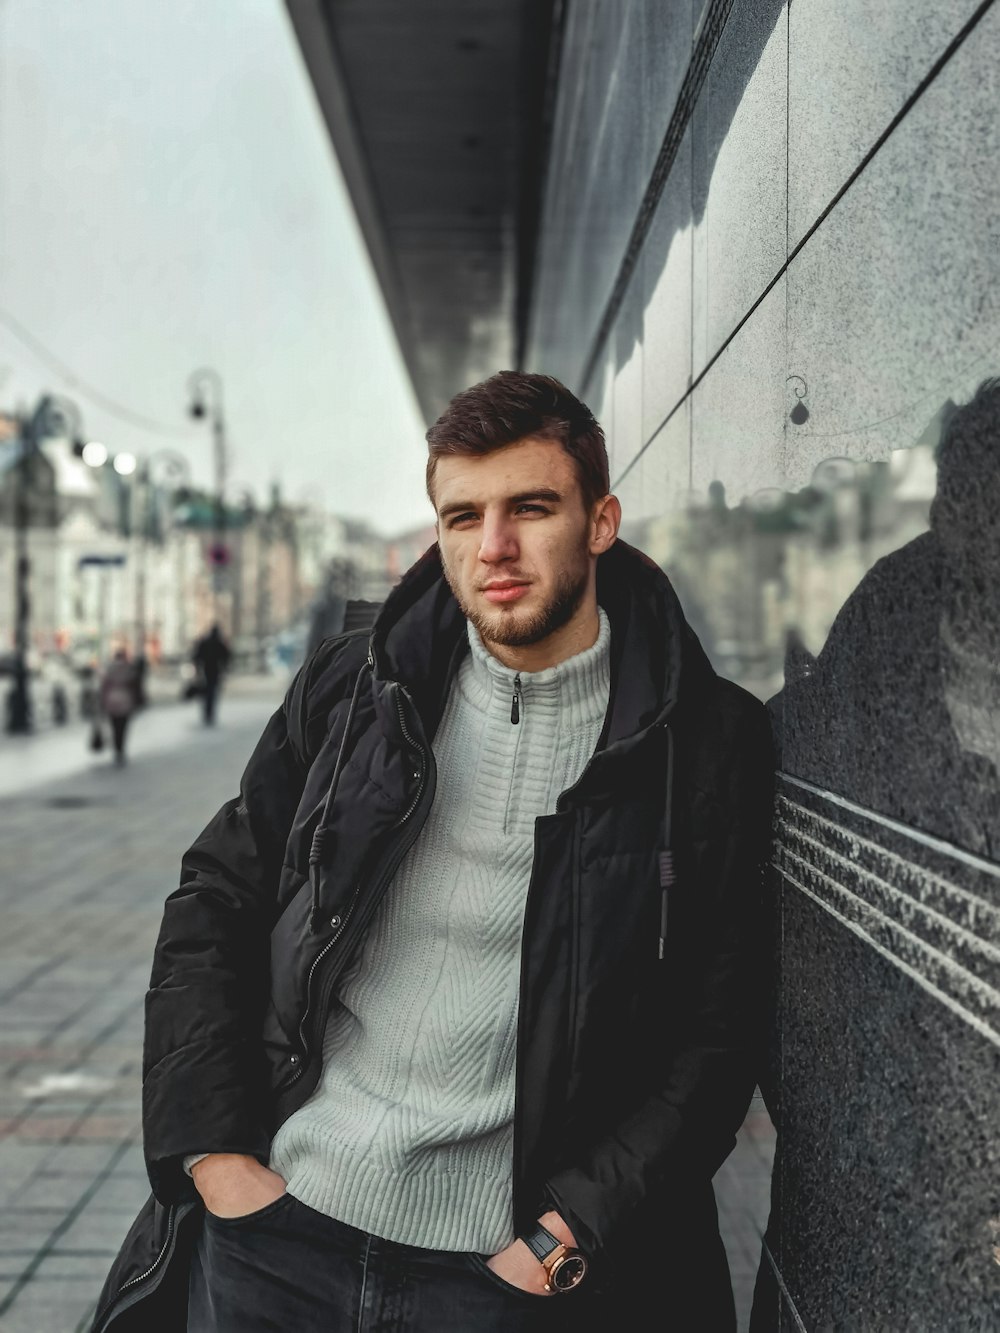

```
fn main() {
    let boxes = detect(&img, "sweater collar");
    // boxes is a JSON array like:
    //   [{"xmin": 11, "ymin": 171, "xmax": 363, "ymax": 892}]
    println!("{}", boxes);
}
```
[
  {"xmin": 460, "ymin": 608, "xmax": 611, "ymax": 729},
  {"xmin": 369, "ymin": 539, "xmax": 717, "ymax": 753}
]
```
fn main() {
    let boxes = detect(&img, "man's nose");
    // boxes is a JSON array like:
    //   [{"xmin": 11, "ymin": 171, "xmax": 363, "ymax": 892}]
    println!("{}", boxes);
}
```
[{"xmin": 478, "ymin": 514, "xmax": 519, "ymax": 565}]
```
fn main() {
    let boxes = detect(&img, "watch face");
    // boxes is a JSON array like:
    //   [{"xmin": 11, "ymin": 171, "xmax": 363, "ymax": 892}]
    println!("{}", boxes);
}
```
[{"xmin": 550, "ymin": 1253, "xmax": 587, "ymax": 1291}]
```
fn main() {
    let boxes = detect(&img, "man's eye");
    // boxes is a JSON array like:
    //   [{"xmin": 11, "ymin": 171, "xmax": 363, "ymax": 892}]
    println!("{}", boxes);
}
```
[
  {"xmin": 517, "ymin": 504, "xmax": 548, "ymax": 515},
  {"xmin": 448, "ymin": 513, "xmax": 477, "ymax": 527}
]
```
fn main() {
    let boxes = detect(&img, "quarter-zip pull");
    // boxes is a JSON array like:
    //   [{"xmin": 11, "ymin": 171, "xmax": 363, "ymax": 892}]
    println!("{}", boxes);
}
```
[{"xmin": 511, "ymin": 672, "xmax": 522, "ymax": 724}]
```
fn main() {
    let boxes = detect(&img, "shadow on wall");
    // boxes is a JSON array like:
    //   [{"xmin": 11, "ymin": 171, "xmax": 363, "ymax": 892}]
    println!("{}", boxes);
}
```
[
  {"xmin": 596, "ymin": 0, "xmax": 787, "ymax": 376},
  {"xmin": 767, "ymin": 377, "xmax": 1000, "ymax": 861}
]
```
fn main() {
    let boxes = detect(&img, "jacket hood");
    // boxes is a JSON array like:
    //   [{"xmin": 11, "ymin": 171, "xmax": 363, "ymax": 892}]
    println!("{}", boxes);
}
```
[{"xmin": 368, "ymin": 539, "xmax": 717, "ymax": 756}]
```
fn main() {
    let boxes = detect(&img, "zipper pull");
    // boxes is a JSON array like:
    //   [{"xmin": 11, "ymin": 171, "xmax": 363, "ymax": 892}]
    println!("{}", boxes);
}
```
[
  {"xmin": 511, "ymin": 672, "xmax": 521, "ymax": 724},
  {"xmin": 658, "ymin": 848, "xmax": 676, "ymax": 959}
]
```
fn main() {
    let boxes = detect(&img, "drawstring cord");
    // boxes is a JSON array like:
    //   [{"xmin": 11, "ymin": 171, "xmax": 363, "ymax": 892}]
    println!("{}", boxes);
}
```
[
  {"xmin": 658, "ymin": 723, "xmax": 676, "ymax": 959},
  {"xmin": 309, "ymin": 659, "xmax": 370, "ymax": 931}
]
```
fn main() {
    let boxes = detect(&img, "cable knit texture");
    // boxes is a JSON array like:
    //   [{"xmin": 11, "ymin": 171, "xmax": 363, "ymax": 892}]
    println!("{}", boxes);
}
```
[{"xmin": 269, "ymin": 608, "xmax": 611, "ymax": 1252}]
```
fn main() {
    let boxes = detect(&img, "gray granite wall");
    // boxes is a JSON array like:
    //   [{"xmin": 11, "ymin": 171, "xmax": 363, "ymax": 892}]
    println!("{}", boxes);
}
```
[{"xmin": 528, "ymin": 1, "xmax": 1000, "ymax": 1325}]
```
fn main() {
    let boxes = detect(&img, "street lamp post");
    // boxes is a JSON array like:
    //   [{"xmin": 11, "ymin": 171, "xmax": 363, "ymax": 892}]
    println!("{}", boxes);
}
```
[
  {"xmin": 185, "ymin": 368, "xmax": 227, "ymax": 621},
  {"xmin": 139, "ymin": 450, "xmax": 192, "ymax": 662},
  {"xmin": 6, "ymin": 394, "xmax": 87, "ymax": 734}
]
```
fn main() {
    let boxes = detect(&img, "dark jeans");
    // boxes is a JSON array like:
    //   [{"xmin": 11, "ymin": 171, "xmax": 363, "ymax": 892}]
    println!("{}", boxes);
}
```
[
  {"xmin": 187, "ymin": 1194, "xmax": 607, "ymax": 1332},
  {"xmin": 202, "ymin": 679, "xmax": 220, "ymax": 725},
  {"xmin": 110, "ymin": 715, "xmax": 130, "ymax": 760}
]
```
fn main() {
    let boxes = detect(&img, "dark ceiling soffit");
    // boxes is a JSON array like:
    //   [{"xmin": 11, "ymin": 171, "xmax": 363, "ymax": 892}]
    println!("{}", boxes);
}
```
[
  {"xmin": 515, "ymin": 0, "xmax": 566, "ymax": 372},
  {"xmin": 284, "ymin": 0, "xmax": 437, "ymax": 423}
]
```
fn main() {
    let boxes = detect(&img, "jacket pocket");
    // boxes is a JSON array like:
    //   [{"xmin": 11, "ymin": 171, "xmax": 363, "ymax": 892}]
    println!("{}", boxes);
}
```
[{"xmin": 465, "ymin": 1253, "xmax": 550, "ymax": 1302}]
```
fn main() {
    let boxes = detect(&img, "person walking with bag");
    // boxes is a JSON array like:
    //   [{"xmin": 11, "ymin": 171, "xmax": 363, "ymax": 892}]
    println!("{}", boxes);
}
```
[
  {"xmin": 94, "ymin": 371, "xmax": 774, "ymax": 1332},
  {"xmin": 99, "ymin": 648, "xmax": 141, "ymax": 766}
]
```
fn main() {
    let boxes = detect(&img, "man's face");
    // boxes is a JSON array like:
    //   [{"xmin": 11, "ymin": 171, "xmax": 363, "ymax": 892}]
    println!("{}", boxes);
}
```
[{"xmin": 433, "ymin": 437, "xmax": 599, "ymax": 651}]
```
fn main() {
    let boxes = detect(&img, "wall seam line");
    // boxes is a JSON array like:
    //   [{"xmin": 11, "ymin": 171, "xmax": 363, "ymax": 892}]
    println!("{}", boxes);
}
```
[
  {"xmin": 609, "ymin": 0, "xmax": 999, "ymax": 493},
  {"xmin": 763, "ymin": 1239, "xmax": 810, "ymax": 1333},
  {"xmin": 778, "ymin": 774, "xmax": 1000, "ymax": 879},
  {"xmin": 777, "ymin": 864, "xmax": 1000, "ymax": 1050}
]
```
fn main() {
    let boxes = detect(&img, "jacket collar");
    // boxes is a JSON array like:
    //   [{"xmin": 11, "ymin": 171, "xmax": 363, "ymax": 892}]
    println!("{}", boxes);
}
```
[{"xmin": 368, "ymin": 539, "xmax": 717, "ymax": 757}]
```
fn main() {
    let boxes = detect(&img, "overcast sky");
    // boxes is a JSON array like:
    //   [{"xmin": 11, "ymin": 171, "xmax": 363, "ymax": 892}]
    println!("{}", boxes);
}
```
[{"xmin": 0, "ymin": 0, "xmax": 431, "ymax": 536}]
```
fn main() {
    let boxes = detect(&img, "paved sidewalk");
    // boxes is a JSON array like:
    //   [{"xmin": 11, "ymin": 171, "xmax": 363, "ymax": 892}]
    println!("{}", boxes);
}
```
[
  {"xmin": 0, "ymin": 671, "xmax": 280, "ymax": 800},
  {"xmin": 0, "ymin": 672, "xmax": 774, "ymax": 1331},
  {"xmin": 0, "ymin": 678, "xmax": 285, "ymax": 1332}
]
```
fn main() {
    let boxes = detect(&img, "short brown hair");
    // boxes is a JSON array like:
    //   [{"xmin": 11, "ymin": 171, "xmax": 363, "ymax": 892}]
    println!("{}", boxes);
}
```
[{"xmin": 425, "ymin": 370, "xmax": 609, "ymax": 509}]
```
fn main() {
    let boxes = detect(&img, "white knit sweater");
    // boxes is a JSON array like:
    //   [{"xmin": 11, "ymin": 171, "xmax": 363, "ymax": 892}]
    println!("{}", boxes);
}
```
[{"xmin": 268, "ymin": 610, "xmax": 611, "ymax": 1252}]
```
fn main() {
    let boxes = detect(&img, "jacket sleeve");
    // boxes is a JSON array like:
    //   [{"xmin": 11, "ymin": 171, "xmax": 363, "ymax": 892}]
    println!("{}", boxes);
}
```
[
  {"xmin": 141, "ymin": 644, "xmax": 334, "ymax": 1202},
  {"xmin": 544, "ymin": 695, "xmax": 776, "ymax": 1264}
]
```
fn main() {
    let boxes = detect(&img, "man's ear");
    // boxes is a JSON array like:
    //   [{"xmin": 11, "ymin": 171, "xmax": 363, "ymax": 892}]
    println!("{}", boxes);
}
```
[{"xmin": 589, "ymin": 494, "xmax": 621, "ymax": 555}]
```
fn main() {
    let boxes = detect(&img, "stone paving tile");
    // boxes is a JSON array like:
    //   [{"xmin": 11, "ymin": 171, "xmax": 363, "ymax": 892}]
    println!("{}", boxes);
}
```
[
  {"xmin": 0, "ymin": 1209, "xmax": 65, "ymax": 1255},
  {"xmin": 0, "ymin": 673, "xmax": 777, "ymax": 1329},
  {"xmin": 1, "ymin": 1280, "xmax": 108, "ymax": 1333}
]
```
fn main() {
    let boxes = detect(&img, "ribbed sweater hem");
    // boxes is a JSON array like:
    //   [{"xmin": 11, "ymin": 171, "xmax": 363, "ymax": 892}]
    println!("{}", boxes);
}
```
[{"xmin": 282, "ymin": 1149, "xmax": 514, "ymax": 1253}]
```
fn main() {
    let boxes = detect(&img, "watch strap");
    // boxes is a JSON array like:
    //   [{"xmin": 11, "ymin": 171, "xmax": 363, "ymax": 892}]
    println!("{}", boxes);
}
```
[{"xmin": 519, "ymin": 1222, "xmax": 563, "ymax": 1263}]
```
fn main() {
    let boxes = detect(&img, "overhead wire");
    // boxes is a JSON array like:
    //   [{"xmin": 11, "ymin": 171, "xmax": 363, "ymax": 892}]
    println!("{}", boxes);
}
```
[{"xmin": 0, "ymin": 306, "xmax": 195, "ymax": 439}]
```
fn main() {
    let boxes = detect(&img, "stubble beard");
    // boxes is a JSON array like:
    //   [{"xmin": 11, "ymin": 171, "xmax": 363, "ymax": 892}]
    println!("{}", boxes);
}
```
[{"xmin": 446, "ymin": 552, "xmax": 591, "ymax": 650}]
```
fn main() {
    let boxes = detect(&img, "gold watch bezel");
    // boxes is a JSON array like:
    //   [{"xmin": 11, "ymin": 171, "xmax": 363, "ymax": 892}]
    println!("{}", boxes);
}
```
[{"xmin": 541, "ymin": 1243, "xmax": 588, "ymax": 1292}]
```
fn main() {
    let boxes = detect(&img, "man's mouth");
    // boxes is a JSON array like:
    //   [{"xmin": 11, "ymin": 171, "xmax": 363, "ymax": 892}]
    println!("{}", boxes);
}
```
[{"xmin": 481, "ymin": 581, "xmax": 531, "ymax": 605}]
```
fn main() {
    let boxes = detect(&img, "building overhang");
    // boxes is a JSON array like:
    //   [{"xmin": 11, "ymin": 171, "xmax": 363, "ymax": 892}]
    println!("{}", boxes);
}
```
[{"xmin": 285, "ymin": 0, "xmax": 560, "ymax": 424}]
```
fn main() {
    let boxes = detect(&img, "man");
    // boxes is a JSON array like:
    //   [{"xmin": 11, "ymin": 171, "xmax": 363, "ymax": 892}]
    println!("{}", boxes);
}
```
[
  {"xmin": 192, "ymin": 623, "xmax": 232, "ymax": 726},
  {"xmin": 94, "ymin": 371, "xmax": 774, "ymax": 1332}
]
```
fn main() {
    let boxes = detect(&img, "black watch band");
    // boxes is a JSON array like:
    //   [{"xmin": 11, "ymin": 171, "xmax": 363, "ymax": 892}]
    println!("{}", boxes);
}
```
[
  {"xmin": 520, "ymin": 1222, "xmax": 562, "ymax": 1263},
  {"xmin": 518, "ymin": 1222, "xmax": 589, "ymax": 1293}
]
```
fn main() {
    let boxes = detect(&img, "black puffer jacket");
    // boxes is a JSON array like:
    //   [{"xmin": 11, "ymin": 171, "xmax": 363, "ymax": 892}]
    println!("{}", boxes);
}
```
[{"xmin": 93, "ymin": 540, "xmax": 774, "ymax": 1331}]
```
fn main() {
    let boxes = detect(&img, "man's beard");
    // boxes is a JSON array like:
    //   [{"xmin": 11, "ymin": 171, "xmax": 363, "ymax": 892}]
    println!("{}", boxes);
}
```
[{"xmin": 446, "ymin": 558, "xmax": 590, "ymax": 649}]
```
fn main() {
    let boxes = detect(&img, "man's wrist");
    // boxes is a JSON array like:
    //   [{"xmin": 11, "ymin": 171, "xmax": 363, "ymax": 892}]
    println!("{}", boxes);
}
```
[
  {"xmin": 188, "ymin": 1152, "xmax": 262, "ymax": 1186},
  {"xmin": 537, "ymin": 1209, "xmax": 578, "ymax": 1250}
]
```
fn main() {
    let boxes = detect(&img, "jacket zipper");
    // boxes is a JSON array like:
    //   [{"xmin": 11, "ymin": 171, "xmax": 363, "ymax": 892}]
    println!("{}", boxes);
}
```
[
  {"xmin": 288, "ymin": 683, "xmax": 428, "ymax": 1085},
  {"xmin": 510, "ymin": 818, "xmax": 549, "ymax": 1229},
  {"xmin": 658, "ymin": 722, "xmax": 677, "ymax": 960},
  {"xmin": 565, "ymin": 808, "xmax": 583, "ymax": 1082},
  {"xmin": 510, "ymin": 672, "xmax": 522, "ymax": 724},
  {"xmin": 94, "ymin": 1203, "xmax": 178, "ymax": 1331}
]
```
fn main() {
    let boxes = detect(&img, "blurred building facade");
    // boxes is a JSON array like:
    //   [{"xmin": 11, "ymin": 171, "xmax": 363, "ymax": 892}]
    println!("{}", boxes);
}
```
[
  {"xmin": 289, "ymin": 1, "xmax": 1000, "ymax": 1326},
  {"xmin": 0, "ymin": 426, "xmax": 397, "ymax": 685}
]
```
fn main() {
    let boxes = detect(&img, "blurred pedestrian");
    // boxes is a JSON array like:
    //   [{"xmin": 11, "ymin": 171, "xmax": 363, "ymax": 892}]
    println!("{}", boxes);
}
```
[
  {"xmin": 192, "ymin": 624, "xmax": 232, "ymax": 726},
  {"xmin": 99, "ymin": 648, "xmax": 142, "ymax": 766}
]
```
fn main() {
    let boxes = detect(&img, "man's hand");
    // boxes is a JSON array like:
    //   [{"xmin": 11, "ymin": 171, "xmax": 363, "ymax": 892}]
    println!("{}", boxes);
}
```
[
  {"xmin": 486, "ymin": 1210, "xmax": 578, "ymax": 1295},
  {"xmin": 190, "ymin": 1153, "xmax": 287, "ymax": 1219}
]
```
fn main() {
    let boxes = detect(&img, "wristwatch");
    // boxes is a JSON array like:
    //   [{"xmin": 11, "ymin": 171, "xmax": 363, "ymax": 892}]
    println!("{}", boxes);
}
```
[{"xmin": 519, "ymin": 1222, "xmax": 588, "ymax": 1292}]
